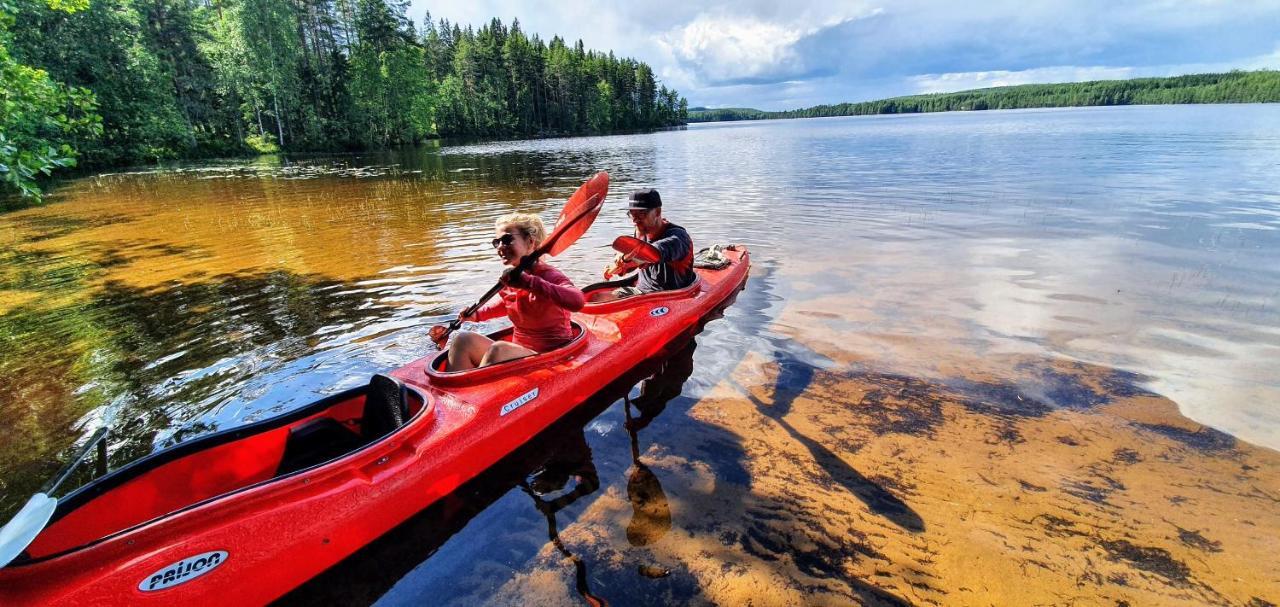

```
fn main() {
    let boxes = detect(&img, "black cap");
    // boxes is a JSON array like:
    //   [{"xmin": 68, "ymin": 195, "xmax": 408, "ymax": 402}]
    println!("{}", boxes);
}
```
[{"xmin": 626, "ymin": 188, "xmax": 662, "ymax": 210}]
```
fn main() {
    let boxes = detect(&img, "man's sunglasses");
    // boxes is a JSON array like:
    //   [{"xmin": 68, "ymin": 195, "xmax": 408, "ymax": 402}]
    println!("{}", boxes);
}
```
[{"xmin": 491, "ymin": 233, "xmax": 517, "ymax": 248}]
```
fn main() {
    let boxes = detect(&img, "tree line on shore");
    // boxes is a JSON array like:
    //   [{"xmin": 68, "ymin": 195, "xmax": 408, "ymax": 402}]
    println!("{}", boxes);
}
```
[
  {"xmin": 688, "ymin": 70, "xmax": 1280, "ymax": 123},
  {"xmin": 1, "ymin": 0, "xmax": 687, "ymax": 200}
]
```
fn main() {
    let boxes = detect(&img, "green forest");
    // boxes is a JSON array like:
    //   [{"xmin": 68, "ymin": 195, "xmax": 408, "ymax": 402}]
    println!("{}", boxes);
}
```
[
  {"xmin": 688, "ymin": 70, "xmax": 1280, "ymax": 123},
  {"xmin": 0, "ymin": 0, "xmax": 687, "ymax": 200}
]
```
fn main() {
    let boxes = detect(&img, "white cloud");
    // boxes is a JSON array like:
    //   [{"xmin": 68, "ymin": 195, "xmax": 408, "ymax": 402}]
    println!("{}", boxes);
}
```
[
  {"xmin": 656, "ymin": 9, "xmax": 880, "ymax": 86},
  {"xmin": 909, "ymin": 47, "xmax": 1280, "ymax": 96},
  {"xmin": 659, "ymin": 16, "xmax": 807, "ymax": 83}
]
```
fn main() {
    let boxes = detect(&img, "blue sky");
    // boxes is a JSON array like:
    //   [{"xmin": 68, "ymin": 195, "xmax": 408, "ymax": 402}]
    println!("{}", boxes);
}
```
[{"xmin": 410, "ymin": 0, "xmax": 1280, "ymax": 110}]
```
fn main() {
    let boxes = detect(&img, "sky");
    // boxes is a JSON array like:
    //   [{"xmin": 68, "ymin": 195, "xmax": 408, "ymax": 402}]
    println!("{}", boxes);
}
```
[{"xmin": 408, "ymin": 0, "xmax": 1280, "ymax": 111}]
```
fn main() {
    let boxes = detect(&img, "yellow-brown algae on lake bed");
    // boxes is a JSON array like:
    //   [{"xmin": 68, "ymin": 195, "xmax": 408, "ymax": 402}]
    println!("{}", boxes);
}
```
[{"xmin": 470, "ymin": 340, "xmax": 1280, "ymax": 606}]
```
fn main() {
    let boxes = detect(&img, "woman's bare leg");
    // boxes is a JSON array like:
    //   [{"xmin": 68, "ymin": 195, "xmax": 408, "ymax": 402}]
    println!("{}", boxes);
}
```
[
  {"xmin": 446, "ymin": 331, "xmax": 494, "ymax": 371},
  {"xmin": 479, "ymin": 341, "xmax": 537, "ymax": 367}
]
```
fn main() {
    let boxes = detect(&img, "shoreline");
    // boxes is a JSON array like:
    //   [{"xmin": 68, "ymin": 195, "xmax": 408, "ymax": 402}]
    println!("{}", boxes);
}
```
[{"xmin": 689, "ymin": 100, "xmax": 1280, "ymax": 124}]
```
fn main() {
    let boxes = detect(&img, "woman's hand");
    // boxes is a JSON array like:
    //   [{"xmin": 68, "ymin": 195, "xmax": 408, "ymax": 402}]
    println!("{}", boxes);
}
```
[{"xmin": 500, "ymin": 266, "xmax": 528, "ymax": 289}]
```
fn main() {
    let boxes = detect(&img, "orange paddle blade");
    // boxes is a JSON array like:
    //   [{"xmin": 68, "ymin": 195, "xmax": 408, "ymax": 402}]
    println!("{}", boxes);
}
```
[
  {"xmin": 611, "ymin": 235, "xmax": 661, "ymax": 264},
  {"xmin": 428, "ymin": 325, "xmax": 449, "ymax": 348},
  {"xmin": 545, "ymin": 171, "xmax": 609, "ymax": 257}
]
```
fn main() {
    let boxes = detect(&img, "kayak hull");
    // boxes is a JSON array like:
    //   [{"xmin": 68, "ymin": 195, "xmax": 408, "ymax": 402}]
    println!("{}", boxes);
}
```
[{"xmin": 0, "ymin": 247, "xmax": 749, "ymax": 606}]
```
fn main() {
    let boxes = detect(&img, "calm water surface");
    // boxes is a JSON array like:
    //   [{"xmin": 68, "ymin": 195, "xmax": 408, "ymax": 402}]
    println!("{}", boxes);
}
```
[{"xmin": 2, "ymin": 105, "xmax": 1279, "ymax": 605}]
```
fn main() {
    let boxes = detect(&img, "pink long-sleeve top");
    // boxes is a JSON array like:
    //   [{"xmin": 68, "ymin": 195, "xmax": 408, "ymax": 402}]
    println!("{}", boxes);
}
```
[{"xmin": 472, "ymin": 262, "xmax": 585, "ymax": 352}]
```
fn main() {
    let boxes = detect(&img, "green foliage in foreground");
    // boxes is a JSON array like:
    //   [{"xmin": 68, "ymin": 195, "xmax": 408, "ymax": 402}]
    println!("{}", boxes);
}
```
[
  {"xmin": 687, "ymin": 71, "xmax": 1280, "ymax": 123},
  {"xmin": 1, "ymin": 0, "xmax": 687, "ymax": 201},
  {"xmin": 0, "ymin": 0, "xmax": 102, "ymax": 201}
]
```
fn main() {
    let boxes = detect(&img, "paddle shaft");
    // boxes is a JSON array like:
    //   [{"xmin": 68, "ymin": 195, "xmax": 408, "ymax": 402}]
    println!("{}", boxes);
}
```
[
  {"xmin": 440, "ymin": 193, "xmax": 601, "ymax": 342},
  {"xmin": 42, "ymin": 427, "xmax": 108, "ymax": 495}
]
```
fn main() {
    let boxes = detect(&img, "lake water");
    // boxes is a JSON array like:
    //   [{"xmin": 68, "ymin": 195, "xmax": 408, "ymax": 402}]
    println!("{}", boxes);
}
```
[{"xmin": 2, "ymin": 105, "xmax": 1278, "ymax": 605}]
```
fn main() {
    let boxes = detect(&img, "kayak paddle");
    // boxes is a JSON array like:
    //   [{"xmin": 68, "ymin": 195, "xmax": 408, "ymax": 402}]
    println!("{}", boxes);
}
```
[
  {"xmin": 604, "ymin": 235, "xmax": 661, "ymax": 279},
  {"xmin": 431, "ymin": 171, "xmax": 610, "ymax": 348},
  {"xmin": 0, "ymin": 427, "xmax": 109, "ymax": 569}
]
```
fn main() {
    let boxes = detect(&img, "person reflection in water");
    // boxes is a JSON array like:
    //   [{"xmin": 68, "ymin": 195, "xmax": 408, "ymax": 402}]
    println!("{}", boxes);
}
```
[
  {"xmin": 445, "ymin": 213, "xmax": 585, "ymax": 371},
  {"xmin": 522, "ymin": 428, "xmax": 606, "ymax": 607},
  {"xmin": 624, "ymin": 339, "xmax": 696, "ymax": 548},
  {"xmin": 518, "ymin": 339, "xmax": 696, "ymax": 602},
  {"xmin": 527, "ymin": 427, "xmax": 600, "ymax": 506}
]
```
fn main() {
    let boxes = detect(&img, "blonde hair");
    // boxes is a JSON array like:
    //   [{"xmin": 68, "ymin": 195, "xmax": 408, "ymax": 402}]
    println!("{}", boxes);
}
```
[{"xmin": 495, "ymin": 212, "xmax": 546, "ymax": 247}]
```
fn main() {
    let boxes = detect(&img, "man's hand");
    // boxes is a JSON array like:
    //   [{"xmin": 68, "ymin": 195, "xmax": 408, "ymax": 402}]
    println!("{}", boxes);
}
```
[
  {"xmin": 607, "ymin": 262, "xmax": 642, "ymax": 279},
  {"xmin": 604, "ymin": 252, "xmax": 624, "ymax": 279},
  {"xmin": 605, "ymin": 253, "xmax": 643, "ymax": 279}
]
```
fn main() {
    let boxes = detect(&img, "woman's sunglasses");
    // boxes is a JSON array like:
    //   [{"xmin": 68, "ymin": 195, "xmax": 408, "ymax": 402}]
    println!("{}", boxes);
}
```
[{"xmin": 491, "ymin": 233, "xmax": 517, "ymax": 249}]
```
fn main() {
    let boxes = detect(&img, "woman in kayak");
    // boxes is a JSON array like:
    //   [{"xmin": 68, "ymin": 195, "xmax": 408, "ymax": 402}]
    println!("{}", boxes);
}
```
[{"xmin": 445, "ymin": 213, "xmax": 586, "ymax": 371}]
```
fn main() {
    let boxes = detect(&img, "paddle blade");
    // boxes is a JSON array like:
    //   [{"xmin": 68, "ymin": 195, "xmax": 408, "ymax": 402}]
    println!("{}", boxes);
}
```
[
  {"xmin": 611, "ymin": 235, "xmax": 661, "ymax": 264},
  {"xmin": 546, "ymin": 171, "xmax": 609, "ymax": 257},
  {"xmin": 457, "ymin": 172, "xmax": 607, "ymax": 327},
  {"xmin": 428, "ymin": 325, "xmax": 449, "ymax": 348},
  {"xmin": 0, "ymin": 494, "xmax": 56, "ymax": 568}
]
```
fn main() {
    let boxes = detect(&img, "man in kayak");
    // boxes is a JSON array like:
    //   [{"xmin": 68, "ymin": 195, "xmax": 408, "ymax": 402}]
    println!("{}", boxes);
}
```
[
  {"xmin": 446, "ymin": 213, "xmax": 585, "ymax": 370},
  {"xmin": 607, "ymin": 188, "xmax": 694, "ymax": 297}
]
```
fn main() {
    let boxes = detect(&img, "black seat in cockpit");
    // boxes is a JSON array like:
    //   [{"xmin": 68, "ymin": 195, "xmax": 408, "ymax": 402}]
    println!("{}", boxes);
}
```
[
  {"xmin": 362, "ymin": 373, "xmax": 409, "ymax": 441},
  {"xmin": 275, "ymin": 374, "xmax": 410, "ymax": 476}
]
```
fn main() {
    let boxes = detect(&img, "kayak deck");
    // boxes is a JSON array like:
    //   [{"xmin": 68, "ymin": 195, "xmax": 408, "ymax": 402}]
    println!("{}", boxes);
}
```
[{"xmin": 26, "ymin": 377, "xmax": 433, "ymax": 560}]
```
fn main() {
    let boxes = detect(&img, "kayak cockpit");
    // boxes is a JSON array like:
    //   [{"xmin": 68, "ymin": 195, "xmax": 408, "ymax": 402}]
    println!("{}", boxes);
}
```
[
  {"xmin": 580, "ymin": 274, "xmax": 703, "ymax": 313},
  {"xmin": 579, "ymin": 245, "xmax": 743, "ymax": 310},
  {"xmin": 581, "ymin": 273, "xmax": 639, "ymax": 299},
  {"xmin": 19, "ymin": 375, "xmax": 432, "ymax": 562},
  {"xmin": 424, "ymin": 321, "xmax": 590, "ymax": 386}
]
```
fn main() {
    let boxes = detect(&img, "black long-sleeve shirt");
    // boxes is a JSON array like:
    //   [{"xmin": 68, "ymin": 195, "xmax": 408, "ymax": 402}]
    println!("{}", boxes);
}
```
[{"xmin": 637, "ymin": 223, "xmax": 694, "ymax": 293}]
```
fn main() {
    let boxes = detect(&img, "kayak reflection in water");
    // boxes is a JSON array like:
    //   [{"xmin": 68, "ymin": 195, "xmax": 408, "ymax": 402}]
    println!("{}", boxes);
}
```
[
  {"xmin": 445, "ymin": 213, "xmax": 585, "ymax": 371},
  {"xmin": 522, "ymin": 429, "xmax": 607, "ymax": 607},
  {"xmin": 623, "ymin": 338, "xmax": 695, "ymax": 550}
]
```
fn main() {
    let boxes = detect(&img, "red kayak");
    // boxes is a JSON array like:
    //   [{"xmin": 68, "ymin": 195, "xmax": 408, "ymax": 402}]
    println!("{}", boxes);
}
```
[{"xmin": 0, "ymin": 246, "xmax": 750, "ymax": 606}]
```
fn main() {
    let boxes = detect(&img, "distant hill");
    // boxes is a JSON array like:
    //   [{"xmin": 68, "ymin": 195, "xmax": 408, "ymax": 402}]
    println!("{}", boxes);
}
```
[{"xmin": 687, "ymin": 70, "xmax": 1280, "ymax": 123}]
